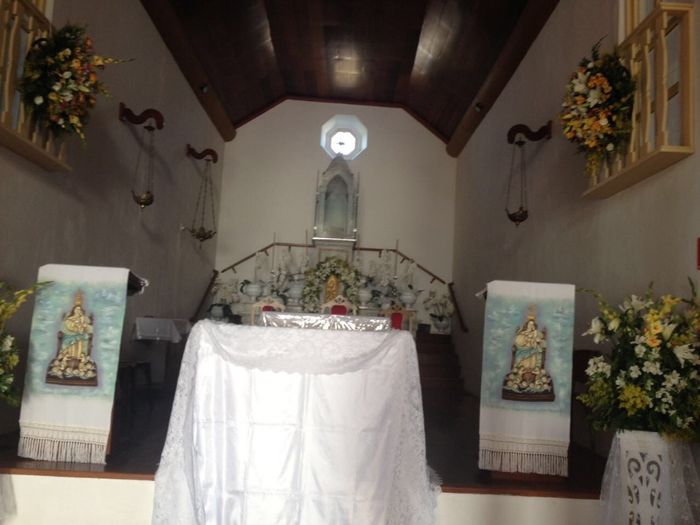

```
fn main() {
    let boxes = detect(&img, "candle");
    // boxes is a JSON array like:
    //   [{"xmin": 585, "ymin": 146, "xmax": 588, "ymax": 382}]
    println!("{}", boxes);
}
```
[
  {"xmin": 394, "ymin": 239, "xmax": 399, "ymax": 276},
  {"xmin": 305, "ymin": 230, "xmax": 309, "ymax": 255},
  {"xmin": 272, "ymin": 233, "xmax": 277, "ymax": 270}
]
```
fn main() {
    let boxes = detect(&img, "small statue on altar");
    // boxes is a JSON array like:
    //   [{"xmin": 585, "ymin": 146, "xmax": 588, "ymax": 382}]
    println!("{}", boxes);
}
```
[
  {"xmin": 325, "ymin": 274, "xmax": 339, "ymax": 302},
  {"xmin": 502, "ymin": 305, "xmax": 555, "ymax": 401}
]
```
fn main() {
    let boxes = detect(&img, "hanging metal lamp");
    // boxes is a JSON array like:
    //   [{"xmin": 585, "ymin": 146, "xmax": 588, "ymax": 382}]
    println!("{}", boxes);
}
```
[
  {"xmin": 185, "ymin": 144, "xmax": 219, "ymax": 243},
  {"xmin": 119, "ymin": 103, "xmax": 164, "ymax": 210},
  {"xmin": 505, "ymin": 137, "xmax": 528, "ymax": 226},
  {"xmin": 504, "ymin": 121, "xmax": 552, "ymax": 226},
  {"xmin": 131, "ymin": 124, "xmax": 156, "ymax": 209}
]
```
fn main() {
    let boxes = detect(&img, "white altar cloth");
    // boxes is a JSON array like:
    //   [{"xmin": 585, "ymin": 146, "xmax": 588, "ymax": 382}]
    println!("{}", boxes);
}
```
[{"xmin": 152, "ymin": 320, "xmax": 437, "ymax": 525}]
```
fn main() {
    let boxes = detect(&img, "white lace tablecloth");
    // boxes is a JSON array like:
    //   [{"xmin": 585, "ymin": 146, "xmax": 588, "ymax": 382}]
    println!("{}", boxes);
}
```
[{"xmin": 152, "ymin": 320, "xmax": 438, "ymax": 525}]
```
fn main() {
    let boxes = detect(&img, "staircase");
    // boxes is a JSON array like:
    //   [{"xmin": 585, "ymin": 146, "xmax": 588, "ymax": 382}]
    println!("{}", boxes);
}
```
[{"xmin": 415, "ymin": 331, "xmax": 464, "ymax": 404}]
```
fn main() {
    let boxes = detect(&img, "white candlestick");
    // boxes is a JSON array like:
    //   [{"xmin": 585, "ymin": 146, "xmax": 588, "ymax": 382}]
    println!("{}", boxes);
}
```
[
  {"xmin": 394, "ymin": 239, "xmax": 399, "ymax": 275},
  {"xmin": 272, "ymin": 233, "xmax": 277, "ymax": 271}
]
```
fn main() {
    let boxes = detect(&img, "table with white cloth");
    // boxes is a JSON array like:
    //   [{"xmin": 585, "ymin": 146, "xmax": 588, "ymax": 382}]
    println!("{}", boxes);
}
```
[
  {"xmin": 259, "ymin": 311, "xmax": 391, "ymax": 331},
  {"xmin": 152, "ymin": 320, "xmax": 438, "ymax": 525}
]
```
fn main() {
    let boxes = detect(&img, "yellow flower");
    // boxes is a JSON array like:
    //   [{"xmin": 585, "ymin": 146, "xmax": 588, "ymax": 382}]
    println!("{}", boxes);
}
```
[
  {"xmin": 618, "ymin": 384, "xmax": 651, "ymax": 416},
  {"xmin": 645, "ymin": 334, "xmax": 661, "ymax": 348},
  {"xmin": 69, "ymin": 115, "xmax": 80, "ymax": 125}
]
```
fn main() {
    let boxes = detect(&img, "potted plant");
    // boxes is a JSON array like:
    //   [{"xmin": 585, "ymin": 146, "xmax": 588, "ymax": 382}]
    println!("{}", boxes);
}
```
[
  {"xmin": 579, "ymin": 283, "xmax": 700, "ymax": 522},
  {"xmin": 0, "ymin": 282, "xmax": 41, "ymax": 406},
  {"xmin": 422, "ymin": 291, "xmax": 453, "ymax": 333}
]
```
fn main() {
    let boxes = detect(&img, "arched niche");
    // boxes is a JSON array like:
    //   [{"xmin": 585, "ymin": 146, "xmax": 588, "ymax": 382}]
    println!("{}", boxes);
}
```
[{"xmin": 313, "ymin": 155, "xmax": 358, "ymax": 240}]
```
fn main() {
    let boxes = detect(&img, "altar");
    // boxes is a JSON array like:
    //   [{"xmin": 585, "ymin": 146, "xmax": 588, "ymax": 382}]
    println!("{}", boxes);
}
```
[{"xmin": 152, "ymin": 320, "xmax": 438, "ymax": 524}]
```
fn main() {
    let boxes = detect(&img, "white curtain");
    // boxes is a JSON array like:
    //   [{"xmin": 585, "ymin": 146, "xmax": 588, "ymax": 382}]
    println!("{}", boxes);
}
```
[{"xmin": 152, "ymin": 321, "xmax": 438, "ymax": 525}]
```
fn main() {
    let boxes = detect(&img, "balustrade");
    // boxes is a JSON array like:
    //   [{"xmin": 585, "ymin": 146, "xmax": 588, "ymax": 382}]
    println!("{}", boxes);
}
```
[
  {"xmin": 585, "ymin": 1, "xmax": 693, "ymax": 198},
  {"xmin": 0, "ymin": 0, "xmax": 69, "ymax": 171}
]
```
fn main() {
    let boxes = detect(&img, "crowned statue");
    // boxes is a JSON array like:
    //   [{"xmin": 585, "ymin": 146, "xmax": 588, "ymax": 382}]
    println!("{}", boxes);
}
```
[
  {"xmin": 46, "ymin": 290, "xmax": 98, "ymax": 386},
  {"xmin": 501, "ymin": 305, "xmax": 555, "ymax": 401}
]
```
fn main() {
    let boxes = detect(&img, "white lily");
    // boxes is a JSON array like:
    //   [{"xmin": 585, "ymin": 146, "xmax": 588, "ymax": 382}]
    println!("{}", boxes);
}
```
[
  {"xmin": 608, "ymin": 317, "xmax": 621, "ymax": 332},
  {"xmin": 587, "ymin": 88, "xmax": 602, "ymax": 106},
  {"xmin": 661, "ymin": 323, "xmax": 677, "ymax": 340},
  {"xmin": 673, "ymin": 344, "xmax": 698, "ymax": 367}
]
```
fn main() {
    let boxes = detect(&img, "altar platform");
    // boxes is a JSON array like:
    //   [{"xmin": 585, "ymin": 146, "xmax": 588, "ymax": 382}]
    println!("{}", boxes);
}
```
[{"xmin": 0, "ymin": 380, "xmax": 605, "ymax": 524}]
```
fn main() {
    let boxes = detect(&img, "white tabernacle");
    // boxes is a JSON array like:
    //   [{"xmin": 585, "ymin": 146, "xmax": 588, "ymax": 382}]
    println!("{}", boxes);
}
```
[{"xmin": 152, "ymin": 320, "xmax": 438, "ymax": 525}]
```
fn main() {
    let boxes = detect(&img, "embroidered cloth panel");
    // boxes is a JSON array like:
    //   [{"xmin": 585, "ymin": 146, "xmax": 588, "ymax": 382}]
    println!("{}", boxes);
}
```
[{"xmin": 478, "ymin": 280, "xmax": 575, "ymax": 476}]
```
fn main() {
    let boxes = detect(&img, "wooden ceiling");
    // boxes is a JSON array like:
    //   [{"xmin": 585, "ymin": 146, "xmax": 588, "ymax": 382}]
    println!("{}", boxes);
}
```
[{"xmin": 142, "ymin": 0, "xmax": 558, "ymax": 155}]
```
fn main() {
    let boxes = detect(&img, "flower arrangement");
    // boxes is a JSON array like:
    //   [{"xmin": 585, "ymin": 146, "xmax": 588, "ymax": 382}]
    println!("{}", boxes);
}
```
[
  {"xmin": 579, "ymin": 283, "xmax": 700, "ymax": 440},
  {"xmin": 19, "ymin": 24, "xmax": 123, "ymax": 141},
  {"xmin": 422, "ymin": 291, "xmax": 454, "ymax": 320},
  {"xmin": 301, "ymin": 257, "xmax": 361, "ymax": 312},
  {"xmin": 560, "ymin": 41, "xmax": 635, "ymax": 176},
  {"xmin": 211, "ymin": 277, "xmax": 240, "ymax": 305},
  {"xmin": 0, "ymin": 282, "xmax": 42, "ymax": 406}
]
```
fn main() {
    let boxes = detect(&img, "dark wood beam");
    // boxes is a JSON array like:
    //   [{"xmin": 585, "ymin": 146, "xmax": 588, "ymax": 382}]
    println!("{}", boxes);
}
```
[
  {"xmin": 446, "ymin": 0, "xmax": 559, "ymax": 157},
  {"xmin": 141, "ymin": 0, "xmax": 237, "ymax": 142}
]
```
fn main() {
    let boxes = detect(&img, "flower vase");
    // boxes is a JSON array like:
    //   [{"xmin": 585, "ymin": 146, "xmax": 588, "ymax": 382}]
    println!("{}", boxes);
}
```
[
  {"xmin": 244, "ymin": 282, "xmax": 261, "ymax": 302},
  {"xmin": 358, "ymin": 287, "xmax": 372, "ymax": 307},
  {"xmin": 287, "ymin": 280, "xmax": 304, "ymax": 306},
  {"xmin": 400, "ymin": 289, "xmax": 417, "ymax": 308},
  {"xmin": 431, "ymin": 315, "xmax": 450, "ymax": 334},
  {"xmin": 601, "ymin": 430, "xmax": 700, "ymax": 525}
]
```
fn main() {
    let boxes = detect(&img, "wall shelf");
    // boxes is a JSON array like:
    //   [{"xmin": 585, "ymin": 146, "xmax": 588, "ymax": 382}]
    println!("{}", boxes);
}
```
[
  {"xmin": 583, "ymin": 146, "xmax": 692, "ymax": 199},
  {"xmin": 584, "ymin": 2, "xmax": 694, "ymax": 198},
  {"xmin": 0, "ymin": 0, "xmax": 70, "ymax": 172},
  {"xmin": 0, "ymin": 123, "xmax": 70, "ymax": 172}
]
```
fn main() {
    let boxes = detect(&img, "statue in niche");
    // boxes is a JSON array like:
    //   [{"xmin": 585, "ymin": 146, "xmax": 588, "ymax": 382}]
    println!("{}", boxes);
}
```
[
  {"xmin": 313, "ymin": 156, "xmax": 358, "ymax": 241},
  {"xmin": 325, "ymin": 275, "xmax": 339, "ymax": 302},
  {"xmin": 324, "ymin": 176, "xmax": 349, "ymax": 237}
]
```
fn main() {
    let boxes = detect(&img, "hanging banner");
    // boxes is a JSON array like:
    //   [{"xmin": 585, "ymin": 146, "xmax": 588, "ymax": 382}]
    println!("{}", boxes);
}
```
[
  {"xmin": 478, "ymin": 280, "xmax": 575, "ymax": 476},
  {"xmin": 18, "ymin": 264, "xmax": 129, "ymax": 464}
]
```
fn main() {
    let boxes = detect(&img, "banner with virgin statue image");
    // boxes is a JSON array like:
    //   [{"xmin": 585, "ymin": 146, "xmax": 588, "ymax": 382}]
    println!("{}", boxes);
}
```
[
  {"xmin": 18, "ymin": 264, "xmax": 129, "ymax": 464},
  {"xmin": 478, "ymin": 280, "xmax": 575, "ymax": 476}
]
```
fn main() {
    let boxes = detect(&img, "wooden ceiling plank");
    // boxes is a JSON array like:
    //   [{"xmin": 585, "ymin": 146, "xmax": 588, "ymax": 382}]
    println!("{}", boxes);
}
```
[
  {"xmin": 141, "ymin": 0, "xmax": 236, "ymax": 141},
  {"xmin": 445, "ymin": 0, "xmax": 559, "ymax": 157}
]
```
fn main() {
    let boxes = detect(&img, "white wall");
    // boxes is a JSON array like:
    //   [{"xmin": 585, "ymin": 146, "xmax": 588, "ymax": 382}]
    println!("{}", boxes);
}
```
[
  {"xmin": 0, "ymin": 475, "xmax": 601, "ymax": 525},
  {"xmin": 452, "ymin": 0, "xmax": 700, "ymax": 395},
  {"xmin": 0, "ymin": 0, "xmax": 223, "ymax": 428},
  {"xmin": 216, "ymin": 100, "xmax": 456, "ymax": 284}
]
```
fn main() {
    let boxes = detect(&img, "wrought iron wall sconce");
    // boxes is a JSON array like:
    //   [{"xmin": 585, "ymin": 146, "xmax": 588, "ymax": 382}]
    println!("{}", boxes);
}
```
[
  {"xmin": 505, "ymin": 121, "xmax": 551, "ymax": 226},
  {"xmin": 119, "ymin": 102, "xmax": 165, "ymax": 209},
  {"xmin": 185, "ymin": 143, "xmax": 218, "ymax": 243}
]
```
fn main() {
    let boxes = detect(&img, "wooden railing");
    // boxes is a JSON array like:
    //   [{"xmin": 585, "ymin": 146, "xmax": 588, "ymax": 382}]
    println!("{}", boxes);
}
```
[
  {"xmin": 584, "ymin": 2, "xmax": 693, "ymax": 198},
  {"xmin": 0, "ymin": 0, "xmax": 69, "ymax": 171},
  {"xmin": 217, "ymin": 242, "xmax": 468, "ymax": 332}
]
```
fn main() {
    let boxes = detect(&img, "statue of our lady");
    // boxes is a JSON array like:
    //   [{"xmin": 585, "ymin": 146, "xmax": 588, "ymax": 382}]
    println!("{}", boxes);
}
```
[
  {"xmin": 501, "ymin": 306, "xmax": 555, "ymax": 401},
  {"xmin": 46, "ymin": 291, "xmax": 98, "ymax": 386}
]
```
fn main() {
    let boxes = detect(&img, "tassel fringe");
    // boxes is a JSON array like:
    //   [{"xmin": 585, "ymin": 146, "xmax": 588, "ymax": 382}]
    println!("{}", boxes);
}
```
[{"xmin": 479, "ymin": 449, "xmax": 568, "ymax": 477}]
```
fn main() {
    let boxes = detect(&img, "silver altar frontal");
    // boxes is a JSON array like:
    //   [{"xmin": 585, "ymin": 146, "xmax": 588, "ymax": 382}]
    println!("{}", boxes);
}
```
[{"xmin": 260, "ymin": 311, "xmax": 390, "ymax": 331}]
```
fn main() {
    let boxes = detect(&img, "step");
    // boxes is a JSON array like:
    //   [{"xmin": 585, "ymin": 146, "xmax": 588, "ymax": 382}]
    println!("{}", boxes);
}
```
[
  {"xmin": 417, "ymin": 352, "xmax": 459, "ymax": 366},
  {"xmin": 418, "ymin": 364, "xmax": 461, "ymax": 379},
  {"xmin": 416, "ymin": 332, "xmax": 451, "ymax": 345},
  {"xmin": 420, "ymin": 377, "xmax": 464, "ymax": 390},
  {"xmin": 416, "ymin": 341, "xmax": 454, "ymax": 354}
]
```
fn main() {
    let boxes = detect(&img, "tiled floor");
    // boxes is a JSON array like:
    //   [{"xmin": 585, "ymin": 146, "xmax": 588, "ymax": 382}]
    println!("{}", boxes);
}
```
[{"xmin": 0, "ymin": 384, "xmax": 605, "ymax": 498}]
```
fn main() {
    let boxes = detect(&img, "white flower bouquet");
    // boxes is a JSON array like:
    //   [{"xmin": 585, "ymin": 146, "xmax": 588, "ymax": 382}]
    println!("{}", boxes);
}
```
[{"xmin": 579, "ymin": 283, "xmax": 700, "ymax": 439}]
